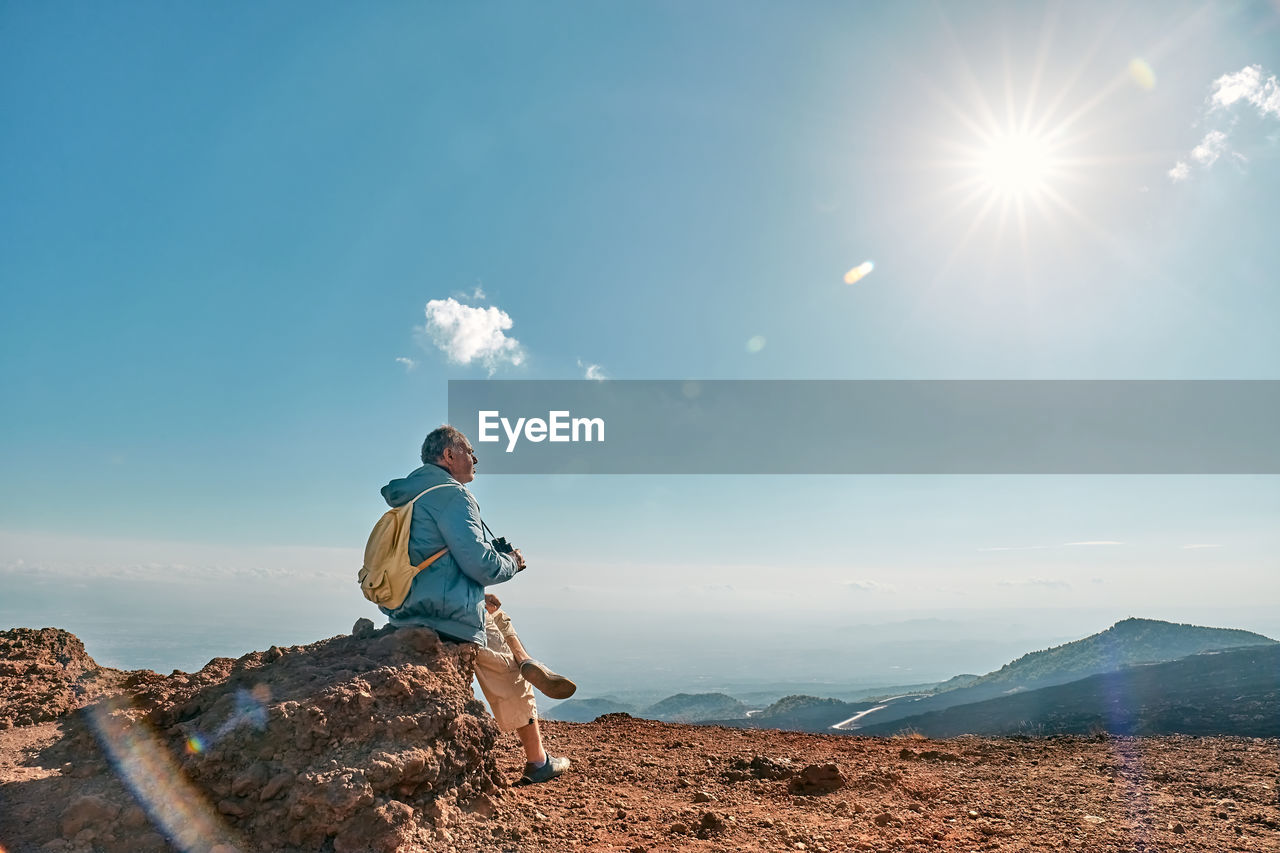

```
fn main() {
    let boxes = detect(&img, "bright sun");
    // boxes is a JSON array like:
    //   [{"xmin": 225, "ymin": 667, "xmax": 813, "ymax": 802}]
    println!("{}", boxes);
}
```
[
  {"xmin": 975, "ymin": 131, "xmax": 1057, "ymax": 199},
  {"xmin": 906, "ymin": 7, "xmax": 1162, "ymax": 286}
]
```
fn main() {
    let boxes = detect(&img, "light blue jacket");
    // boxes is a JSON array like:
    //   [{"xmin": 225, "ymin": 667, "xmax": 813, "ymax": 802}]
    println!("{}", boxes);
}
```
[{"xmin": 378, "ymin": 463, "xmax": 520, "ymax": 643}]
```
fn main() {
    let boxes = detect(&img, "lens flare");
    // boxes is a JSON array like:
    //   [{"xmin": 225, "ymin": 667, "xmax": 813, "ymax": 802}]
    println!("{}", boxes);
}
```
[
  {"xmin": 843, "ymin": 261, "xmax": 874, "ymax": 285},
  {"xmin": 88, "ymin": 698, "xmax": 243, "ymax": 853},
  {"xmin": 745, "ymin": 336, "xmax": 766, "ymax": 353},
  {"xmin": 1128, "ymin": 58, "xmax": 1157, "ymax": 90},
  {"xmin": 185, "ymin": 735, "xmax": 205, "ymax": 755}
]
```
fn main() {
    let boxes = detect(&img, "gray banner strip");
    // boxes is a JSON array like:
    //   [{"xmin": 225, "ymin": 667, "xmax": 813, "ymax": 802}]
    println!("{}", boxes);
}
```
[{"xmin": 447, "ymin": 380, "xmax": 1280, "ymax": 474}]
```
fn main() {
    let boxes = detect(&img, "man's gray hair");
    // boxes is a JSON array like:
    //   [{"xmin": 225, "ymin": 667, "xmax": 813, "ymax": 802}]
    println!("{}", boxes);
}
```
[{"xmin": 421, "ymin": 425, "xmax": 470, "ymax": 465}]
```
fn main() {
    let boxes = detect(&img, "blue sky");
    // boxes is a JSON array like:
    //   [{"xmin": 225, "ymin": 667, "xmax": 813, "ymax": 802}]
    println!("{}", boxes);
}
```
[{"xmin": 2, "ymin": 2, "xmax": 1278, "ymax": 673}]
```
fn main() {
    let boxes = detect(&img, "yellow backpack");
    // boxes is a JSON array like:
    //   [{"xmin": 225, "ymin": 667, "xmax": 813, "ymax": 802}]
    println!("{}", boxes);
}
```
[{"xmin": 358, "ymin": 484, "xmax": 450, "ymax": 609}]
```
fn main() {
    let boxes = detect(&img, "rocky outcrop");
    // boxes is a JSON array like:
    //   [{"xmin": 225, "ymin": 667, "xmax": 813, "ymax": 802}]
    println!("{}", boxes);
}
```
[
  {"xmin": 2, "ymin": 621, "xmax": 505, "ymax": 853},
  {"xmin": 0, "ymin": 628, "xmax": 133, "ymax": 730}
]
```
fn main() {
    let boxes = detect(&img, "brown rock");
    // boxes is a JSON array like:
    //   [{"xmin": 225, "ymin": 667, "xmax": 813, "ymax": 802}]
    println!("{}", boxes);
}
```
[
  {"xmin": 789, "ymin": 763, "xmax": 846, "ymax": 795},
  {"xmin": 0, "ymin": 628, "xmax": 132, "ymax": 728},
  {"xmin": 697, "ymin": 811, "xmax": 728, "ymax": 837},
  {"xmin": 333, "ymin": 799, "xmax": 417, "ymax": 853},
  {"xmin": 260, "ymin": 771, "xmax": 293, "ymax": 801},
  {"xmin": 118, "ymin": 805, "xmax": 149, "ymax": 830},
  {"xmin": 873, "ymin": 813, "xmax": 893, "ymax": 827},
  {"xmin": 60, "ymin": 795, "xmax": 121, "ymax": 839},
  {"xmin": 230, "ymin": 762, "xmax": 270, "ymax": 796},
  {"xmin": 216, "ymin": 799, "xmax": 247, "ymax": 817}
]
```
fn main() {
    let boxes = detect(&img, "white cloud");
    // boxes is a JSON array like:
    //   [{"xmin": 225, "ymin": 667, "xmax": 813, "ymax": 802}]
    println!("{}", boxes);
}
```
[
  {"xmin": 577, "ymin": 359, "xmax": 607, "ymax": 380},
  {"xmin": 1172, "ymin": 64, "xmax": 1280, "ymax": 182},
  {"xmin": 977, "ymin": 540, "xmax": 1121, "ymax": 552},
  {"xmin": 0, "ymin": 530, "xmax": 359, "ymax": 584},
  {"xmin": 843, "ymin": 579, "xmax": 897, "ymax": 593},
  {"xmin": 1190, "ymin": 129, "xmax": 1229, "ymax": 166},
  {"xmin": 472, "ymin": 285, "xmax": 487, "ymax": 301},
  {"xmin": 997, "ymin": 577, "xmax": 1071, "ymax": 589},
  {"xmin": 1181, "ymin": 543, "xmax": 1223, "ymax": 550},
  {"xmin": 1210, "ymin": 65, "xmax": 1280, "ymax": 117},
  {"xmin": 395, "ymin": 357, "xmax": 417, "ymax": 371},
  {"xmin": 419, "ymin": 297, "xmax": 525, "ymax": 374}
]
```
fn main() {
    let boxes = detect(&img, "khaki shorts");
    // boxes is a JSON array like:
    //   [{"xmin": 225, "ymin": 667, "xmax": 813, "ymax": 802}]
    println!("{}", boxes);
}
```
[{"xmin": 472, "ymin": 609, "xmax": 538, "ymax": 733}]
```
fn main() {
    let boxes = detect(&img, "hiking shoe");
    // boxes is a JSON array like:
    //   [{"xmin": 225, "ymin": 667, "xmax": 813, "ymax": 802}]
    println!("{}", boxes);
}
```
[
  {"xmin": 519, "ymin": 755, "xmax": 570, "ymax": 785},
  {"xmin": 520, "ymin": 659, "xmax": 577, "ymax": 699}
]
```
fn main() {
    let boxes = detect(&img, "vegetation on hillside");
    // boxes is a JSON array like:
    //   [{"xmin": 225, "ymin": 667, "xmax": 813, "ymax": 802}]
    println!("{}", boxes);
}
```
[
  {"xmin": 973, "ymin": 617, "xmax": 1275, "ymax": 690},
  {"xmin": 642, "ymin": 692, "xmax": 749, "ymax": 722}
]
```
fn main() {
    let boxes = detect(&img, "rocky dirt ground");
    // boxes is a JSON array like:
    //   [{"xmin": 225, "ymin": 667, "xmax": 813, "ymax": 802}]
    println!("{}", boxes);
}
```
[
  {"xmin": 479, "ymin": 717, "xmax": 1280, "ymax": 852},
  {"xmin": 1, "ymin": 626, "xmax": 1277, "ymax": 852}
]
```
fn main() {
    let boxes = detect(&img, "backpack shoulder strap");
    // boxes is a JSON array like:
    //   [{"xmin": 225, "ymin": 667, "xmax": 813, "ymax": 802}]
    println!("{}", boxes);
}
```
[
  {"xmin": 405, "ymin": 483, "xmax": 453, "ymax": 570},
  {"xmin": 407, "ymin": 483, "xmax": 454, "ymax": 505}
]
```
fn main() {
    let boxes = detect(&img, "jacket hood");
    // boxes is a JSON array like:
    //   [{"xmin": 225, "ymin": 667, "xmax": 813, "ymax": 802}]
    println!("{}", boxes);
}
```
[{"xmin": 381, "ymin": 463, "xmax": 457, "ymax": 507}]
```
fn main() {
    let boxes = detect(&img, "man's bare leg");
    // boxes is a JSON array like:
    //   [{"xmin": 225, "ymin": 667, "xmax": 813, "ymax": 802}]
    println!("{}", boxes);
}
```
[
  {"xmin": 503, "ymin": 630, "xmax": 533, "ymax": 666},
  {"xmin": 485, "ymin": 594, "xmax": 577, "ymax": 699},
  {"xmin": 515, "ymin": 719, "xmax": 570, "ymax": 784},
  {"xmin": 516, "ymin": 720, "xmax": 547, "ymax": 765}
]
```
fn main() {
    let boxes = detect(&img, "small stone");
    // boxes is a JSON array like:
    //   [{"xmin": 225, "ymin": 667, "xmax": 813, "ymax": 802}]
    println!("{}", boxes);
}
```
[
  {"xmin": 789, "ymin": 763, "xmax": 846, "ymax": 796},
  {"xmin": 468, "ymin": 794, "xmax": 498, "ymax": 819},
  {"xmin": 698, "ymin": 812, "xmax": 727, "ymax": 836},
  {"xmin": 352, "ymin": 617, "xmax": 376, "ymax": 637},
  {"xmin": 968, "ymin": 810, "xmax": 980, "ymax": 818},
  {"xmin": 874, "ymin": 813, "xmax": 893, "ymax": 827},
  {"xmin": 231, "ymin": 763, "xmax": 269, "ymax": 796},
  {"xmin": 669, "ymin": 821, "xmax": 690, "ymax": 835},
  {"xmin": 693, "ymin": 790, "xmax": 715, "ymax": 803},
  {"xmin": 534, "ymin": 812, "xmax": 548, "ymax": 821},
  {"xmin": 1171, "ymin": 822, "xmax": 1186, "ymax": 834},
  {"xmin": 1083, "ymin": 815, "xmax": 1106, "ymax": 825},
  {"xmin": 120, "ymin": 805, "xmax": 149, "ymax": 829},
  {"xmin": 260, "ymin": 772, "xmax": 293, "ymax": 802},
  {"xmin": 61, "ymin": 795, "xmax": 121, "ymax": 839},
  {"xmin": 217, "ymin": 799, "xmax": 247, "ymax": 817},
  {"xmin": 794, "ymin": 843, "xmax": 807, "ymax": 851}
]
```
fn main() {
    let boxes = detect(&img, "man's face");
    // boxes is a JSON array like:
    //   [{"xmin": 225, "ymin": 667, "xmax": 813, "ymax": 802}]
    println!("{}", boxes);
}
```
[{"xmin": 441, "ymin": 440, "xmax": 477, "ymax": 484}]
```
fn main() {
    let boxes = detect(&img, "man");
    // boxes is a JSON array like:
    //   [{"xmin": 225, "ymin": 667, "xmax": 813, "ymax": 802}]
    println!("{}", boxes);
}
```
[{"xmin": 379, "ymin": 424, "xmax": 575, "ymax": 784}]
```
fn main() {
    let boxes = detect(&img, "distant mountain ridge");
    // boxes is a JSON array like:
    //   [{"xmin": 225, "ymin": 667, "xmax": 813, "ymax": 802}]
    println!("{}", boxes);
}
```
[
  {"xmin": 970, "ymin": 617, "xmax": 1274, "ymax": 691},
  {"xmin": 552, "ymin": 618, "xmax": 1277, "ymax": 736},
  {"xmin": 544, "ymin": 697, "xmax": 638, "ymax": 723},
  {"xmin": 546, "ymin": 692, "xmax": 750, "ymax": 723},
  {"xmin": 855, "ymin": 643, "xmax": 1280, "ymax": 737},
  {"xmin": 836, "ymin": 617, "xmax": 1276, "ymax": 732}
]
